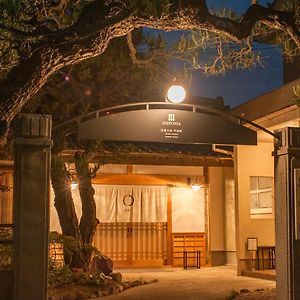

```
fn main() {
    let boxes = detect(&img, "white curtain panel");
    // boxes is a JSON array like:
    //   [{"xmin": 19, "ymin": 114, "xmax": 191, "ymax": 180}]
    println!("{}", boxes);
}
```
[
  {"xmin": 95, "ymin": 185, "xmax": 167, "ymax": 223},
  {"xmin": 50, "ymin": 184, "xmax": 167, "ymax": 231},
  {"xmin": 141, "ymin": 186, "xmax": 167, "ymax": 222},
  {"xmin": 94, "ymin": 185, "xmax": 118, "ymax": 223}
]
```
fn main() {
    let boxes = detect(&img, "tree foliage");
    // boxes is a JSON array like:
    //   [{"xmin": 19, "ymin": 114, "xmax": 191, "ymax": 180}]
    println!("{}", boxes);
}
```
[
  {"xmin": 22, "ymin": 31, "xmax": 168, "ymax": 126},
  {"xmin": 0, "ymin": 0, "xmax": 300, "ymax": 146}
]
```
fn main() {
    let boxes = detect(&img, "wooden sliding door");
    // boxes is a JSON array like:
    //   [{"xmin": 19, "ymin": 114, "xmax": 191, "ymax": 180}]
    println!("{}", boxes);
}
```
[{"xmin": 93, "ymin": 222, "xmax": 167, "ymax": 267}]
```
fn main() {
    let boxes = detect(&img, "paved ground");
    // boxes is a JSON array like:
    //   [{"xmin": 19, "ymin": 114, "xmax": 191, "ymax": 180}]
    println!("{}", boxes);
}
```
[{"xmin": 100, "ymin": 266, "xmax": 276, "ymax": 300}]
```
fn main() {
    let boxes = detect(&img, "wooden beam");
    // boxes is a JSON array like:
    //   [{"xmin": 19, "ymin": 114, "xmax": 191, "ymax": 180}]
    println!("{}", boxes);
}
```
[
  {"xmin": 127, "ymin": 165, "xmax": 133, "ymax": 174},
  {"xmin": 166, "ymin": 188, "xmax": 172, "ymax": 265},
  {"xmin": 205, "ymin": 169, "xmax": 212, "ymax": 267},
  {"xmin": 92, "ymin": 174, "xmax": 205, "ymax": 186},
  {"xmin": 61, "ymin": 150, "xmax": 233, "ymax": 167}
]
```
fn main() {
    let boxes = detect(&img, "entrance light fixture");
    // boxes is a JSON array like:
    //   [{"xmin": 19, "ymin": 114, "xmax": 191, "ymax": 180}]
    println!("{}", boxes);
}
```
[
  {"xmin": 71, "ymin": 181, "xmax": 78, "ymax": 190},
  {"xmin": 191, "ymin": 184, "xmax": 201, "ymax": 192},
  {"xmin": 166, "ymin": 84, "xmax": 186, "ymax": 103},
  {"xmin": 187, "ymin": 177, "xmax": 201, "ymax": 192}
]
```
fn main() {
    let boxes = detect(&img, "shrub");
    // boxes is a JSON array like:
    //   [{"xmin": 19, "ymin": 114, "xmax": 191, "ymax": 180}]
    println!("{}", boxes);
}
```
[{"xmin": 0, "ymin": 227, "xmax": 13, "ymax": 271}]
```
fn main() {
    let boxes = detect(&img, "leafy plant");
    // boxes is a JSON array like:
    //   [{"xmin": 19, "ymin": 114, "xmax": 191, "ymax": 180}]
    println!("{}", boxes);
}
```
[
  {"xmin": 0, "ymin": 227, "xmax": 13, "ymax": 271},
  {"xmin": 48, "ymin": 261, "xmax": 74, "ymax": 288},
  {"xmin": 0, "ymin": 244, "xmax": 13, "ymax": 271},
  {"xmin": 48, "ymin": 259, "xmax": 113, "ymax": 288},
  {"xmin": 49, "ymin": 231, "xmax": 100, "ymax": 269}
]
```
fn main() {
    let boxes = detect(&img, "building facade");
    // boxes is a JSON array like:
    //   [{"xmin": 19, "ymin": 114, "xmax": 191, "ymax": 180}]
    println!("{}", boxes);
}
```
[{"xmin": 1, "ymin": 80, "xmax": 299, "ymax": 273}]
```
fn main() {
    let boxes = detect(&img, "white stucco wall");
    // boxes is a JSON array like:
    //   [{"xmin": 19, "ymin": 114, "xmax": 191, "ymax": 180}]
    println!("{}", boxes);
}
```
[
  {"xmin": 209, "ymin": 167, "xmax": 225, "ymax": 251},
  {"xmin": 235, "ymin": 142, "xmax": 275, "ymax": 273},
  {"xmin": 209, "ymin": 167, "xmax": 236, "ymax": 265},
  {"xmin": 224, "ymin": 168, "xmax": 236, "ymax": 264},
  {"xmin": 171, "ymin": 187, "xmax": 205, "ymax": 232}
]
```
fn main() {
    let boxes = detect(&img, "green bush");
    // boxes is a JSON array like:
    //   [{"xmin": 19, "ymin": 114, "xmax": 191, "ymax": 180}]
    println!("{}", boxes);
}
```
[
  {"xmin": 0, "ymin": 227, "xmax": 13, "ymax": 271},
  {"xmin": 48, "ymin": 260, "xmax": 74, "ymax": 287},
  {"xmin": 49, "ymin": 231, "xmax": 100, "ymax": 269},
  {"xmin": 48, "ymin": 260, "xmax": 113, "ymax": 289}
]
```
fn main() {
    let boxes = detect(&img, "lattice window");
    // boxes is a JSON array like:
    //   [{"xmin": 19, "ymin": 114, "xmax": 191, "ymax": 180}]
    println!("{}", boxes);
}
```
[
  {"xmin": 250, "ymin": 176, "xmax": 273, "ymax": 215},
  {"xmin": 49, "ymin": 243, "xmax": 64, "ymax": 266}
]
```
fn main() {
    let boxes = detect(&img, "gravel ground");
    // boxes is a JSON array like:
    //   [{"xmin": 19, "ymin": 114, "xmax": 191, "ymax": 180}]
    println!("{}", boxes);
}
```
[
  {"xmin": 235, "ymin": 288, "xmax": 276, "ymax": 299},
  {"xmin": 98, "ymin": 266, "xmax": 276, "ymax": 300}
]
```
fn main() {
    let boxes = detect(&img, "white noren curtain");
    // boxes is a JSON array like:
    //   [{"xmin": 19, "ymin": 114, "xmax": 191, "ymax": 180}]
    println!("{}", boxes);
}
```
[{"xmin": 50, "ymin": 185, "xmax": 167, "ymax": 232}]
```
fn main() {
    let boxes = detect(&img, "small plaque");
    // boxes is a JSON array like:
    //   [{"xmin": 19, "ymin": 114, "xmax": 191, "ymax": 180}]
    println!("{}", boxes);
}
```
[{"xmin": 247, "ymin": 238, "xmax": 258, "ymax": 251}]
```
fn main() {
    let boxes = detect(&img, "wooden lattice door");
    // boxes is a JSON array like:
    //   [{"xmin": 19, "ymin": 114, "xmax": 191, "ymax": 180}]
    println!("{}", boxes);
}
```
[{"xmin": 93, "ymin": 222, "xmax": 167, "ymax": 267}]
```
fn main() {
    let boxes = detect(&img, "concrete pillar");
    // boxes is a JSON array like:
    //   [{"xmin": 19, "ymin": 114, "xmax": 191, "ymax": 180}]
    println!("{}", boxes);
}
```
[
  {"xmin": 13, "ymin": 114, "xmax": 52, "ymax": 300},
  {"xmin": 274, "ymin": 127, "xmax": 300, "ymax": 300}
]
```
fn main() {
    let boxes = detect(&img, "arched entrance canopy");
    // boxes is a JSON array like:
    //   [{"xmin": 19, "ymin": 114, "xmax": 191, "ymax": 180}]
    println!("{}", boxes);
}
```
[{"xmin": 57, "ymin": 102, "xmax": 257, "ymax": 145}]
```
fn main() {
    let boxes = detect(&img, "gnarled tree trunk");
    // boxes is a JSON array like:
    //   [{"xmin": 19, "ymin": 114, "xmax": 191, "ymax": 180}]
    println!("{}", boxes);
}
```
[
  {"xmin": 51, "ymin": 155, "xmax": 81, "ymax": 240},
  {"xmin": 74, "ymin": 152, "xmax": 99, "ymax": 245},
  {"xmin": 51, "ymin": 155, "xmax": 86, "ymax": 268},
  {"xmin": 51, "ymin": 153, "xmax": 99, "ymax": 269},
  {"xmin": 75, "ymin": 152, "xmax": 100, "ymax": 265}
]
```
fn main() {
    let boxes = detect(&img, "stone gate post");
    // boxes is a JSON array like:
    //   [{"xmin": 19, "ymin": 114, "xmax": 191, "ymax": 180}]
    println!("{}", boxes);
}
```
[
  {"xmin": 274, "ymin": 127, "xmax": 300, "ymax": 300},
  {"xmin": 13, "ymin": 114, "xmax": 52, "ymax": 300}
]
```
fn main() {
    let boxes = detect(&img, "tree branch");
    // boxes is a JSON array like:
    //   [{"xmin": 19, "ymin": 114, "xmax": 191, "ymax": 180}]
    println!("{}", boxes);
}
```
[
  {"xmin": 1, "ymin": 1, "xmax": 300, "ymax": 145},
  {"xmin": 126, "ymin": 32, "xmax": 155, "ymax": 66}
]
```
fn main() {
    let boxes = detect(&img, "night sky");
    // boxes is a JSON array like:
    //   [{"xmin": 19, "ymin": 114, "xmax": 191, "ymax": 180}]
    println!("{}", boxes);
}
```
[
  {"xmin": 190, "ymin": 45, "xmax": 282, "ymax": 108},
  {"xmin": 165, "ymin": 0, "xmax": 283, "ymax": 108},
  {"xmin": 200, "ymin": 0, "xmax": 283, "ymax": 107}
]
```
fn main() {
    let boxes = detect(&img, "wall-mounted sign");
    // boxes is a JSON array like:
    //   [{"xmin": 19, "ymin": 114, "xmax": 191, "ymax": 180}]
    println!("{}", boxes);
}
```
[
  {"xmin": 78, "ymin": 109, "xmax": 257, "ymax": 145},
  {"xmin": 294, "ymin": 169, "xmax": 300, "ymax": 240},
  {"xmin": 247, "ymin": 237, "xmax": 258, "ymax": 251}
]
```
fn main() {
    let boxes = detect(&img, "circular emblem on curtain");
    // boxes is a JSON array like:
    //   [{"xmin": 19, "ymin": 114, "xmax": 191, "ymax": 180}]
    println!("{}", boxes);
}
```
[{"xmin": 123, "ymin": 194, "xmax": 134, "ymax": 206}]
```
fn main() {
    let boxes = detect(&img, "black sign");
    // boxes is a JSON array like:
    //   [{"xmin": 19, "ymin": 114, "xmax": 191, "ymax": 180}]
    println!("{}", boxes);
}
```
[{"xmin": 78, "ymin": 109, "xmax": 257, "ymax": 145}]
